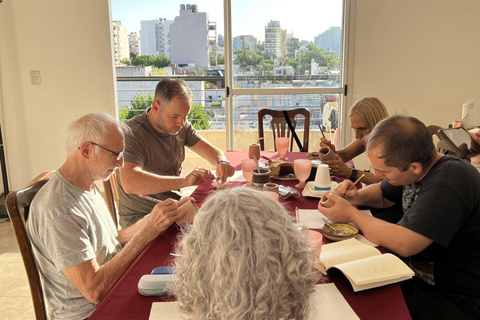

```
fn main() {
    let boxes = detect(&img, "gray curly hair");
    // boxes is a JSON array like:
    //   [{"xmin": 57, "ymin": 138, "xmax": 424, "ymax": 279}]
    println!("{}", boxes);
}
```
[{"xmin": 174, "ymin": 187, "xmax": 317, "ymax": 320}]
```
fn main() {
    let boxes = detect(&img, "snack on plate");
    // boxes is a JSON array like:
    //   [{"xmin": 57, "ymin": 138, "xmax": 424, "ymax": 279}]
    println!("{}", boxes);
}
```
[
  {"xmin": 268, "ymin": 159, "xmax": 294, "ymax": 177},
  {"xmin": 306, "ymin": 152, "xmax": 321, "ymax": 160}
]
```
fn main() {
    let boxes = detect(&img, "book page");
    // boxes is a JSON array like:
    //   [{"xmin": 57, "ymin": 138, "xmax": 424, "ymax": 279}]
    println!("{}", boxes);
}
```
[
  {"xmin": 149, "ymin": 284, "xmax": 359, "ymax": 320},
  {"xmin": 333, "ymin": 253, "xmax": 414, "ymax": 292},
  {"xmin": 318, "ymin": 238, "xmax": 381, "ymax": 271}
]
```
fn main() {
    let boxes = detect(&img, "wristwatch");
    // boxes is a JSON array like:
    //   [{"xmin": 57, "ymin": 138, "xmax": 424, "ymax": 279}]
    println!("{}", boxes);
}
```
[
  {"xmin": 349, "ymin": 168, "xmax": 358, "ymax": 182},
  {"xmin": 217, "ymin": 159, "xmax": 230, "ymax": 165}
]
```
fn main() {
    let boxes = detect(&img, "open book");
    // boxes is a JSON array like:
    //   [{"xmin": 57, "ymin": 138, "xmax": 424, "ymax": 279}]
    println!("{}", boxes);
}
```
[{"xmin": 315, "ymin": 238, "xmax": 414, "ymax": 292}]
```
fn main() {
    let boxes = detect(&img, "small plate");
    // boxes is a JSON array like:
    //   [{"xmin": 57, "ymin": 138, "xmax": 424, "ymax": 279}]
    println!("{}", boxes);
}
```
[
  {"xmin": 271, "ymin": 173, "xmax": 297, "ymax": 180},
  {"xmin": 302, "ymin": 181, "xmax": 338, "ymax": 198},
  {"xmin": 322, "ymin": 223, "xmax": 359, "ymax": 241}
]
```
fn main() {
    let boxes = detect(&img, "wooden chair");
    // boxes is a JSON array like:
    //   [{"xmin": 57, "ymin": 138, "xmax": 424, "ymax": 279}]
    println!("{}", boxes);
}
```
[
  {"xmin": 103, "ymin": 169, "xmax": 119, "ymax": 229},
  {"xmin": 257, "ymin": 108, "xmax": 310, "ymax": 152},
  {"xmin": 427, "ymin": 125, "xmax": 459, "ymax": 156},
  {"xmin": 5, "ymin": 170, "xmax": 55, "ymax": 320}
]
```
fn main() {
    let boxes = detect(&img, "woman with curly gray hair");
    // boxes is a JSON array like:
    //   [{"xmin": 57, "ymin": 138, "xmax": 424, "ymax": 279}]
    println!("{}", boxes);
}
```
[{"xmin": 174, "ymin": 187, "xmax": 317, "ymax": 320}]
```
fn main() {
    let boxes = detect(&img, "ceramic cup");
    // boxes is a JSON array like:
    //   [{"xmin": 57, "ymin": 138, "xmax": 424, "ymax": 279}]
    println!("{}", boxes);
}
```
[
  {"xmin": 251, "ymin": 168, "xmax": 271, "ymax": 189},
  {"xmin": 263, "ymin": 182, "xmax": 279, "ymax": 193},
  {"xmin": 175, "ymin": 200, "xmax": 199, "ymax": 227},
  {"xmin": 263, "ymin": 190, "xmax": 279, "ymax": 201},
  {"xmin": 248, "ymin": 143, "xmax": 261, "ymax": 160},
  {"xmin": 319, "ymin": 146, "xmax": 337, "ymax": 161},
  {"xmin": 320, "ymin": 190, "xmax": 340, "ymax": 208}
]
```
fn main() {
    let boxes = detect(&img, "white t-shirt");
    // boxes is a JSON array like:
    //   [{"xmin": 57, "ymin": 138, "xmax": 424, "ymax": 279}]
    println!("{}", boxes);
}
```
[{"xmin": 27, "ymin": 171, "xmax": 122, "ymax": 319}]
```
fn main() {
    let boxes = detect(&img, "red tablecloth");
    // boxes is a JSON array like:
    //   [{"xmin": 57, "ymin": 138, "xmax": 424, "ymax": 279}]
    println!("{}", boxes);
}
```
[{"xmin": 89, "ymin": 151, "xmax": 411, "ymax": 320}]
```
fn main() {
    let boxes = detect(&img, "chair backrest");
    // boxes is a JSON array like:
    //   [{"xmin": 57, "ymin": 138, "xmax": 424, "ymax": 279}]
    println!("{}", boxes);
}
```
[
  {"xmin": 5, "ymin": 170, "xmax": 55, "ymax": 320},
  {"xmin": 427, "ymin": 124, "xmax": 464, "ymax": 157},
  {"xmin": 102, "ymin": 169, "xmax": 119, "ymax": 229},
  {"xmin": 258, "ymin": 108, "xmax": 310, "ymax": 152}
]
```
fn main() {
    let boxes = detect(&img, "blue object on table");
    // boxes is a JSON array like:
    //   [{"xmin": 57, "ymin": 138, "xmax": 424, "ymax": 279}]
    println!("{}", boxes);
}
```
[{"xmin": 151, "ymin": 266, "xmax": 177, "ymax": 275}]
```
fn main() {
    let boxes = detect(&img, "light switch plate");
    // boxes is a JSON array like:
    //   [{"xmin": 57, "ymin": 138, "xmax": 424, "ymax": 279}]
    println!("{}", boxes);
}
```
[{"xmin": 30, "ymin": 70, "xmax": 41, "ymax": 85}]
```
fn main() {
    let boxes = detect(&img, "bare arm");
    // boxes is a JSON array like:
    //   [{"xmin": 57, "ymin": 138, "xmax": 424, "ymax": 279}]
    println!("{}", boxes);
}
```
[
  {"xmin": 62, "ymin": 198, "xmax": 190, "ymax": 303},
  {"xmin": 189, "ymin": 139, "xmax": 235, "ymax": 182},
  {"xmin": 323, "ymin": 154, "xmax": 384, "ymax": 185},
  {"xmin": 320, "ymin": 138, "xmax": 365, "ymax": 162},
  {"xmin": 318, "ymin": 193, "xmax": 433, "ymax": 257},
  {"xmin": 336, "ymin": 139, "xmax": 366, "ymax": 162},
  {"xmin": 119, "ymin": 161, "xmax": 211, "ymax": 194}
]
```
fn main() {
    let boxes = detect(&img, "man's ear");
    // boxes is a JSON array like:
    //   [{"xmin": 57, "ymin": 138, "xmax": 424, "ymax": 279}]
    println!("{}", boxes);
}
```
[
  {"xmin": 151, "ymin": 99, "xmax": 161, "ymax": 112},
  {"xmin": 78, "ymin": 142, "xmax": 92, "ymax": 159},
  {"xmin": 410, "ymin": 162, "xmax": 423, "ymax": 174}
]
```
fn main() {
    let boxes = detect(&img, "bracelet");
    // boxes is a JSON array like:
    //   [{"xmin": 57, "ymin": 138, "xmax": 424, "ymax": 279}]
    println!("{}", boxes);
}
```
[
  {"xmin": 349, "ymin": 168, "xmax": 358, "ymax": 182},
  {"xmin": 217, "ymin": 159, "xmax": 230, "ymax": 165}
]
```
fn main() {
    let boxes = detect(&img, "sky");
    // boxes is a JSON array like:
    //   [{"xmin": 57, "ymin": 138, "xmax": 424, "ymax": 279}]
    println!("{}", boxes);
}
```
[{"xmin": 111, "ymin": 0, "xmax": 343, "ymax": 42}]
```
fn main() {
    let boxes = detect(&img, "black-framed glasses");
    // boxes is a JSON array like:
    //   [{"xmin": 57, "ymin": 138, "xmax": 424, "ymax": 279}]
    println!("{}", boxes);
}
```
[{"xmin": 89, "ymin": 142, "xmax": 124, "ymax": 160}]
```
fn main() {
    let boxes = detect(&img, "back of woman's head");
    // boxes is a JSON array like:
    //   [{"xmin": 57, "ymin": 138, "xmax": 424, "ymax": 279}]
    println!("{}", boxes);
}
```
[
  {"xmin": 174, "ymin": 187, "xmax": 316, "ymax": 320},
  {"xmin": 349, "ymin": 97, "xmax": 389, "ymax": 130}
]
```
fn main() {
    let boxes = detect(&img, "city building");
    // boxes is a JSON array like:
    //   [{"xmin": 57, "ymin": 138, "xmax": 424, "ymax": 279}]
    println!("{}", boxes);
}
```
[
  {"xmin": 140, "ymin": 18, "xmax": 173, "ymax": 57},
  {"xmin": 286, "ymin": 33, "xmax": 299, "ymax": 59},
  {"xmin": 112, "ymin": 20, "xmax": 130, "ymax": 66},
  {"xmin": 264, "ymin": 20, "xmax": 286, "ymax": 58},
  {"xmin": 169, "ymin": 4, "xmax": 213, "ymax": 69},
  {"xmin": 314, "ymin": 27, "xmax": 342, "ymax": 54},
  {"xmin": 128, "ymin": 32, "xmax": 141, "ymax": 56},
  {"xmin": 232, "ymin": 35, "xmax": 257, "ymax": 53}
]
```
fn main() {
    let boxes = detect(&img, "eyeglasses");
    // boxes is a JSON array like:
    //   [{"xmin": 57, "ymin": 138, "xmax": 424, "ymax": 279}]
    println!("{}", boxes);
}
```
[{"xmin": 89, "ymin": 142, "xmax": 124, "ymax": 160}]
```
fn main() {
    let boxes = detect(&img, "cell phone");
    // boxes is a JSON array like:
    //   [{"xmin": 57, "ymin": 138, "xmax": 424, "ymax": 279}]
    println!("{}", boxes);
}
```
[{"xmin": 437, "ymin": 127, "xmax": 480, "ymax": 158}]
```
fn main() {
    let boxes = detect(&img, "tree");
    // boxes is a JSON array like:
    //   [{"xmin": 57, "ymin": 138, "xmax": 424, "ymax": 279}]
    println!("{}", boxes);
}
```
[
  {"xmin": 188, "ymin": 103, "xmax": 211, "ymax": 130},
  {"xmin": 296, "ymin": 44, "xmax": 328, "ymax": 75},
  {"xmin": 120, "ymin": 94, "xmax": 212, "ymax": 130},
  {"xmin": 131, "ymin": 55, "xmax": 171, "ymax": 68},
  {"xmin": 119, "ymin": 92, "xmax": 153, "ymax": 122},
  {"xmin": 234, "ymin": 46, "xmax": 263, "ymax": 67}
]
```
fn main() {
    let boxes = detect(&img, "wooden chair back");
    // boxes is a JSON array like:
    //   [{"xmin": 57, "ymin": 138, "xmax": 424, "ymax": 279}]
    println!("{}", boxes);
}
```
[
  {"xmin": 257, "ymin": 108, "xmax": 310, "ymax": 152},
  {"xmin": 102, "ymin": 169, "xmax": 119, "ymax": 229},
  {"xmin": 5, "ymin": 170, "xmax": 55, "ymax": 320},
  {"xmin": 427, "ymin": 124, "xmax": 459, "ymax": 156}
]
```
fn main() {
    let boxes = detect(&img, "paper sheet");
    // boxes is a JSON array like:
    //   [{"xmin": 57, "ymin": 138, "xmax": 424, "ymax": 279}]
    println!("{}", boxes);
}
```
[
  {"xmin": 307, "ymin": 283, "xmax": 360, "ymax": 320},
  {"xmin": 297, "ymin": 209, "xmax": 377, "ymax": 246},
  {"xmin": 148, "ymin": 283, "xmax": 359, "ymax": 320}
]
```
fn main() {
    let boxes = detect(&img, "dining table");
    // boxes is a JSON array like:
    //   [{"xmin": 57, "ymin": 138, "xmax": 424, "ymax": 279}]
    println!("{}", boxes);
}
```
[{"xmin": 89, "ymin": 151, "xmax": 411, "ymax": 320}]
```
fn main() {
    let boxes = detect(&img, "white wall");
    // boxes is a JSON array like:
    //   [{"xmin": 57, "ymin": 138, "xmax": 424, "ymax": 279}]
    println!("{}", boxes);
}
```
[
  {"xmin": 346, "ymin": 0, "xmax": 480, "ymax": 170},
  {"xmin": 0, "ymin": 0, "xmax": 117, "ymax": 190}
]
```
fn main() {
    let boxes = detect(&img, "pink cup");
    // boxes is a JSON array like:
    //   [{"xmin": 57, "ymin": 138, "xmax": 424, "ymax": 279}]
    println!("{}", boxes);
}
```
[
  {"xmin": 308, "ymin": 230, "xmax": 323, "ymax": 261},
  {"xmin": 241, "ymin": 159, "xmax": 257, "ymax": 186}
]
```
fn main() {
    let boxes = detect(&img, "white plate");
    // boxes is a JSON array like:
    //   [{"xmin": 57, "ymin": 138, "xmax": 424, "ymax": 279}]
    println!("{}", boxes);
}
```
[{"xmin": 302, "ymin": 181, "xmax": 338, "ymax": 198}]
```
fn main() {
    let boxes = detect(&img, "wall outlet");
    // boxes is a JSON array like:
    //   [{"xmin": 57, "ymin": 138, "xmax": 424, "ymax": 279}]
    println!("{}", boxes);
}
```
[{"xmin": 462, "ymin": 100, "xmax": 474, "ymax": 129}]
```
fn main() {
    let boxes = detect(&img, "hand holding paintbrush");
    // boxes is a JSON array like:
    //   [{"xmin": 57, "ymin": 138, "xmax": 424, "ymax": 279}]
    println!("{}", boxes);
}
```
[{"xmin": 318, "ymin": 124, "xmax": 336, "ymax": 151}]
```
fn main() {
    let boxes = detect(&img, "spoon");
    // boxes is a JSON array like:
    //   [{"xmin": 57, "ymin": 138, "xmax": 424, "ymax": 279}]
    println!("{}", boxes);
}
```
[
  {"xmin": 252, "ymin": 154, "xmax": 261, "ymax": 173},
  {"xmin": 323, "ymin": 218, "xmax": 346, "ymax": 236}
]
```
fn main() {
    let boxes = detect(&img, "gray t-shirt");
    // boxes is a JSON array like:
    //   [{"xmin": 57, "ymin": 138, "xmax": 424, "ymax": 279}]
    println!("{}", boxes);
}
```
[
  {"xmin": 27, "ymin": 171, "xmax": 122, "ymax": 320},
  {"xmin": 117, "ymin": 112, "xmax": 202, "ymax": 227}
]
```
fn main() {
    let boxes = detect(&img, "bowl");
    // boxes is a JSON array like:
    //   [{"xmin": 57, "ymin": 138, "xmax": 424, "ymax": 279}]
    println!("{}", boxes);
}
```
[{"xmin": 322, "ymin": 223, "xmax": 359, "ymax": 241}]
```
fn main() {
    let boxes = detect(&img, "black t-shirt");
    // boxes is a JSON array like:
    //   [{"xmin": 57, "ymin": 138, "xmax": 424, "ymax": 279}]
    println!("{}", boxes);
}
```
[{"xmin": 381, "ymin": 156, "xmax": 480, "ymax": 303}]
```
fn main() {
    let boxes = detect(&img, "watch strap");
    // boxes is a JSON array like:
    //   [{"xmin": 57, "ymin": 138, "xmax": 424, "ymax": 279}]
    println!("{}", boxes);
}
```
[{"xmin": 349, "ymin": 168, "xmax": 358, "ymax": 181}]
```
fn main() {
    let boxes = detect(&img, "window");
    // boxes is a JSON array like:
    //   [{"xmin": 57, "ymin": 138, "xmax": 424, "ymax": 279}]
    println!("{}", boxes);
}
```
[{"xmin": 112, "ymin": 0, "xmax": 347, "ymax": 150}]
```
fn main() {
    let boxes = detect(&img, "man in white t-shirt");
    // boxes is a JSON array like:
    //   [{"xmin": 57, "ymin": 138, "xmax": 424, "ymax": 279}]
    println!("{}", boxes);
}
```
[{"xmin": 27, "ymin": 113, "xmax": 192, "ymax": 319}]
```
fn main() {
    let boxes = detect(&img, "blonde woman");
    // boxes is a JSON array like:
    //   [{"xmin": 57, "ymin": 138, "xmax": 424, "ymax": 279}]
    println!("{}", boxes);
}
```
[{"xmin": 320, "ymin": 97, "xmax": 389, "ymax": 185}]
